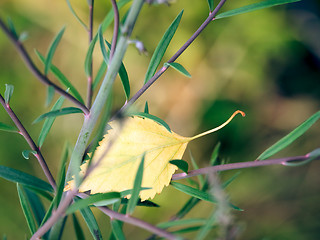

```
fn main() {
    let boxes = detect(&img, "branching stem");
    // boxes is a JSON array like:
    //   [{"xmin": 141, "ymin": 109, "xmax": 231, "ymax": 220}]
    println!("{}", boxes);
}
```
[
  {"xmin": 0, "ymin": 94, "xmax": 56, "ymax": 190},
  {"xmin": 0, "ymin": 17, "xmax": 90, "ymax": 115}
]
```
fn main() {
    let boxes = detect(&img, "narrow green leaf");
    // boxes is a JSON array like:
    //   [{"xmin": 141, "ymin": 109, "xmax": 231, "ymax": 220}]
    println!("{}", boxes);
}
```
[
  {"xmin": 98, "ymin": 26, "xmax": 109, "ymax": 64},
  {"xmin": 157, "ymin": 218, "xmax": 207, "ymax": 229},
  {"xmin": 215, "ymin": 0, "xmax": 301, "ymax": 19},
  {"xmin": 0, "ymin": 166, "xmax": 53, "ymax": 193},
  {"xmin": 2, "ymin": 234, "xmax": 7, "ymax": 240},
  {"xmin": 210, "ymin": 142, "xmax": 221, "ymax": 165},
  {"xmin": 45, "ymin": 26, "xmax": 65, "ymax": 76},
  {"xmin": 120, "ymin": 198, "xmax": 159, "ymax": 207},
  {"xmin": 24, "ymin": 187, "xmax": 46, "ymax": 227},
  {"xmin": 67, "ymin": 192, "xmax": 120, "ymax": 214},
  {"xmin": 120, "ymin": 187, "xmax": 151, "ymax": 198},
  {"xmin": 66, "ymin": 0, "xmax": 88, "ymax": 30},
  {"xmin": 22, "ymin": 150, "xmax": 37, "ymax": 160},
  {"xmin": 105, "ymin": 40, "xmax": 130, "ymax": 99},
  {"xmin": 101, "ymin": 0, "xmax": 132, "ymax": 32},
  {"xmin": 84, "ymin": 34, "xmax": 98, "ymax": 77},
  {"xmin": 4, "ymin": 84, "xmax": 14, "ymax": 104},
  {"xmin": 7, "ymin": 17, "xmax": 18, "ymax": 39},
  {"xmin": 72, "ymin": 214, "xmax": 86, "ymax": 240},
  {"xmin": 93, "ymin": 60, "xmax": 107, "ymax": 90},
  {"xmin": 170, "ymin": 160, "xmax": 189, "ymax": 173},
  {"xmin": 111, "ymin": 220, "xmax": 125, "ymax": 240},
  {"xmin": 46, "ymin": 86, "xmax": 55, "ymax": 107},
  {"xmin": 144, "ymin": 10, "xmax": 183, "ymax": 84},
  {"xmin": 127, "ymin": 154, "xmax": 145, "ymax": 215},
  {"xmin": 26, "ymin": 186, "xmax": 53, "ymax": 201},
  {"xmin": 171, "ymin": 226, "xmax": 203, "ymax": 234},
  {"xmin": 131, "ymin": 112, "xmax": 171, "ymax": 132},
  {"xmin": 40, "ymin": 199, "xmax": 55, "ymax": 227},
  {"xmin": 207, "ymin": 0, "xmax": 214, "ymax": 12},
  {"xmin": 17, "ymin": 183, "xmax": 37, "ymax": 235},
  {"xmin": 35, "ymin": 50, "xmax": 84, "ymax": 104},
  {"xmin": 258, "ymin": 110, "xmax": 320, "ymax": 160},
  {"xmin": 33, "ymin": 107, "xmax": 83, "ymax": 124},
  {"xmin": 144, "ymin": 101, "xmax": 149, "ymax": 114},
  {"xmin": 76, "ymin": 197, "xmax": 102, "ymax": 240},
  {"xmin": 38, "ymin": 95, "xmax": 65, "ymax": 148},
  {"xmin": 171, "ymin": 182, "xmax": 216, "ymax": 203},
  {"xmin": 0, "ymin": 122, "xmax": 17, "ymax": 133},
  {"xmin": 54, "ymin": 143, "xmax": 69, "ymax": 208},
  {"xmin": 165, "ymin": 62, "xmax": 191, "ymax": 78}
]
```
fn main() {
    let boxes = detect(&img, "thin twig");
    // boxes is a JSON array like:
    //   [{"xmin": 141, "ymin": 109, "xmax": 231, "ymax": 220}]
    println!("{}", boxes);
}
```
[
  {"xmin": 110, "ymin": 0, "xmax": 120, "ymax": 60},
  {"xmin": 0, "ymin": 18, "xmax": 90, "ymax": 115},
  {"xmin": 86, "ymin": 0, "xmax": 94, "ymax": 108},
  {"xmin": 0, "ymin": 94, "xmax": 56, "ymax": 190},
  {"xmin": 30, "ymin": 190, "xmax": 76, "ymax": 240},
  {"xmin": 172, "ymin": 154, "xmax": 319, "ymax": 181},
  {"xmin": 118, "ymin": 0, "xmax": 228, "ymax": 115}
]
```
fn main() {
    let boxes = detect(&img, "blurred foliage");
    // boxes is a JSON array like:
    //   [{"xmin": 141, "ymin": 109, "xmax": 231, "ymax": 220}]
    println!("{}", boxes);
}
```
[{"xmin": 0, "ymin": 0, "xmax": 319, "ymax": 239}]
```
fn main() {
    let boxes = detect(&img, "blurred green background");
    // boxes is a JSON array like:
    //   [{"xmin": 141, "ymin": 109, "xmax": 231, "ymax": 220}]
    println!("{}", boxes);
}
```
[{"xmin": 0, "ymin": 0, "xmax": 319, "ymax": 239}]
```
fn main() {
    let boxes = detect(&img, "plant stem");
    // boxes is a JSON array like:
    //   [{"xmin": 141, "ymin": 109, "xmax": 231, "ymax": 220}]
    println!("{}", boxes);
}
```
[
  {"xmin": 66, "ymin": 0, "xmax": 145, "ymax": 186},
  {"xmin": 86, "ymin": 0, "xmax": 95, "ymax": 108},
  {"xmin": 172, "ymin": 154, "xmax": 318, "ymax": 181},
  {"xmin": 30, "ymin": 190, "xmax": 76, "ymax": 240},
  {"xmin": 110, "ymin": 0, "xmax": 120, "ymax": 60},
  {"xmin": 118, "ymin": 0, "xmax": 228, "ymax": 115},
  {"xmin": 0, "ymin": 94, "xmax": 56, "ymax": 190},
  {"xmin": 0, "ymin": 17, "xmax": 90, "ymax": 115}
]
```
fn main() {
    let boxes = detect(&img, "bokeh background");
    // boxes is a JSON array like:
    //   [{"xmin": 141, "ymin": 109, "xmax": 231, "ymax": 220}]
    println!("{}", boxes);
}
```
[{"xmin": 1, "ymin": 0, "xmax": 319, "ymax": 239}]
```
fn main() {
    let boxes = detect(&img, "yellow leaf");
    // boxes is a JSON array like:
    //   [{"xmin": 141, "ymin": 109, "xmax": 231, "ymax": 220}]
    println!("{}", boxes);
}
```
[{"xmin": 65, "ymin": 110, "xmax": 245, "ymax": 201}]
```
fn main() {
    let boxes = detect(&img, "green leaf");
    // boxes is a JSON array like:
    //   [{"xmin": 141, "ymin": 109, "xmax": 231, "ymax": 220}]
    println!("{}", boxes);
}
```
[
  {"xmin": 66, "ymin": 0, "xmax": 88, "ymax": 30},
  {"xmin": 144, "ymin": 101, "xmax": 149, "ymax": 114},
  {"xmin": 17, "ymin": 183, "xmax": 37, "ymax": 235},
  {"xmin": 22, "ymin": 150, "xmax": 37, "ymax": 160},
  {"xmin": 98, "ymin": 26, "xmax": 109, "ymax": 64},
  {"xmin": 111, "ymin": 220, "xmax": 125, "ymax": 240},
  {"xmin": 76, "ymin": 197, "xmax": 102, "ymax": 240},
  {"xmin": 215, "ymin": 0, "xmax": 301, "ymax": 19},
  {"xmin": 127, "ymin": 154, "xmax": 145, "ymax": 215},
  {"xmin": 38, "ymin": 95, "xmax": 65, "ymax": 148},
  {"xmin": 4, "ymin": 84, "xmax": 14, "ymax": 104},
  {"xmin": 171, "ymin": 182, "xmax": 216, "ymax": 203},
  {"xmin": 258, "ymin": 110, "xmax": 320, "ymax": 160},
  {"xmin": 170, "ymin": 160, "xmax": 189, "ymax": 173},
  {"xmin": 54, "ymin": 143, "xmax": 69, "ymax": 208},
  {"xmin": 84, "ymin": 34, "xmax": 98, "ymax": 77},
  {"xmin": 46, "ymin": 86, "xmax": 55, "ymax": 107},
  {"xmin": 165, "ymin": 62, "xmax": 191, "ymax": 78},
  {"xmin": 189, "ymin": 151, "xmax": 205, "ymax": 188},
  {"xmin": 210, "ymin": 142, "xmax": 221, "ymax": 165},
  {"xmin": 7, "ymin": 17, "xmax": 18, "ymax": 39},
  {"xmin": 131, "ymin": 112, "xmax": 171, "ymax": 132},
  {"xmin": 26, "ymin": 186, "xmax": 53, "ymax": 201},
  {"xmin": 45, "ymin": 26, "xmax": 65, "ymax": 76},
  {"xmin": 157, "ymin": 218, "xmax": 207, "ymax": 229},
  {"xmin": 72, "ymin": 214, "xmax": 86, "ymax": 240},
  {"xmin": 93, "ymin": 60, "xmax": 107, "ymax": 90},
  {"xmin": 33, "ymin": 107, "xmax": 83, "ymax": 124},
  {"xmin": 222, "ymin": 171, "xmax": 241, "ymax": 189},
  {"xmin": 24, "ymin": 187, "xmax": 46, "ymax": 227},
  {"xmin": 207, "ymin": 0, "xmax": 214, "ymax": 12},
  {"xmin": 0, "ymin": 122, "xmax": 17, "ymax": 133},
  {"xmin": 195, "ymin": 210, "xmax": 216, "ymax": 240},
  {"xmin": 126, "ymin": 154, "xmax": 145, "ymax": 215},
  {"xmin": 101, "ymin": 0, "xmax": 132, "ymax": 32},
  {"xmin": 66, "ymin": 192, "xmax": 121, "ymax": 214},
  {"xmin": 144, "ymin": 10, "xmax": 183, "ymax": 84},
  {"xmin": 120, "ymin": 198, "xmax": 159, "ymax": 207},
  {"xmin": 0, "ymin": 165, "xmax": 53, "ymax": 193},
  {"xmin": 40, "ymin": 199, "xmax": 55, "ymax": 227},
  {"xmin": 35, "ymin": 50, "xmax": 85, "ymax": 104}
]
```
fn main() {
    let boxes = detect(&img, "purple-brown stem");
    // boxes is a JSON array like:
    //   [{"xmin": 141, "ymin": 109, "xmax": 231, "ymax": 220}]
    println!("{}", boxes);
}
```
[
  {"xmin": 0, "ymin": 18, "xmax": 90, "ymax": 115},
  {"xmin": 110, "ymin": 0, "xmax": 120, "ymax": 60},
  {"xmin": 118, "ymin": 0, "xmax": 227, "ymax": 115},
  {"xmin": 86, "ymin": 0, "xmax": 94, "ymax": 108},
  {"xmin": 0, "ymin": 94, "xmax": 56, "ymax": 190},
  {"xmin": 172, "ymin": 154, "xmax": 318, "ymax": 181}
]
